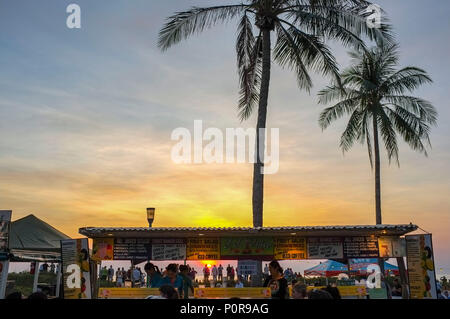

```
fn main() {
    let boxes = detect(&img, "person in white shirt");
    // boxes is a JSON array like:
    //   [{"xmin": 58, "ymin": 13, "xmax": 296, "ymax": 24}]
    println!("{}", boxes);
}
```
[
  {"xmin": 212, "ymin": 265, "xmax": 218, "ymax": 283},
  {"xmin": 132, "ymin": 267, "xmax": 141, "ymax": 287}
]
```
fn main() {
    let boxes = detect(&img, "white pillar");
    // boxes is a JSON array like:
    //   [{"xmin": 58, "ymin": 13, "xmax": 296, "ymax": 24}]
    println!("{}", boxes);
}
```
[
  {"xmin": 32, "ymin": 262, "xmax": 40, "ymax": 293},
  {"xmin": 55, "ymin": 263, "xmax": 62, "ymax": 298},
  {"xmin": 0, "ymin": 260, "xmax": 10, "ymax": 299}
]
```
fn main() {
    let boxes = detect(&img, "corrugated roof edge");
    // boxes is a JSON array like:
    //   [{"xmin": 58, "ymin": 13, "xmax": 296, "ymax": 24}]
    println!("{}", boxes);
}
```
[{"xmin": 79, "ymin": 224, "xmax": 418, "ymax": 234}]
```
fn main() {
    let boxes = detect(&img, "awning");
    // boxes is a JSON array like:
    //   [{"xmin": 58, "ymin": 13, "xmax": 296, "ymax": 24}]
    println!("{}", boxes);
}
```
[
  {"xmin": 304, "ymin": 260, "xmax": 348, "ymax": 277},
  {"xmin": 79, "ymin": 224, "xmax": 418, "ymax": 239},
  {"xmin": 9, "ymin": 214, "xmax": 71, "ymax": 262}
]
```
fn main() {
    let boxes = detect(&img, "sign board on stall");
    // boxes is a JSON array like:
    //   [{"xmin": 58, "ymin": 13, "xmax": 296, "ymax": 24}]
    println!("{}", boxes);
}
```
[
  {"xmin": 194, "ymin": 288, "xmax": 271, "ymax": 299},
  {"xmin": 237, "ymin": 260, "xmax": 259, "ymax": 276},
  {"xmin": 273, "ymin": 237, "xmax": 306, "ymax": 260},
  {"xmin": 61, "ymin": 238, "xmax": 92, "ymax": 299},
  {"xmin": 307, "ymin": 237, "xmax": 343, "ymax": 259},
  {"xmin": 378, "ymin": 237, "xmax": 406, "ymax": 257},
  {"xmin": 221, "ymin": 237, "xmax": 273, "ymax": 260},
  {"xmin": 288, "ymin": 286, "xmax": 367, "ymax": 298},
  {"xmin": 113, "ymin": 238, "xmax": 152, "ymax": 261},
  {"xmin": 0, "ymin": 211, "xmax": 12, "ymax": 254},
  {"xmin": 152, "ymin": 238, "xmax": 186, "ymax": 260},
  {"xmin": 343, "ymin": 236, "xmax": 379, "ymax": 258},
  {"xmin": 91, "ymin": 238, "xmax": 114, "ymax": 261},
  {"xmin": 406, "ymin": 234, "xmax": 437, "ymax": 299},
  {"xmin": 98, "ymin": 288, "xmax": 160, "ymax": 299},
  {"xmin": 186, "ymin": 238, "xmax": 220, "ymax": 260},
  {"xmin": 368, "ymin": 288, "xmax": 388, "ymax": 299}
]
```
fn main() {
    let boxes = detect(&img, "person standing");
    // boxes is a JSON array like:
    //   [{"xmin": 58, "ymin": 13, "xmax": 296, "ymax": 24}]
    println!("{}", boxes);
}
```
[
  {"xmin": 50, "ymin": 263, "xmax": 55, "ymax": 274},
  {"xmin": 108, "ymin": 265, "xmax": 114, "ymax": 282},
  {"xmin": 132, "ymin": 267, "xmax": 141, "ymax": 287},
  {"xmin": 203, "ymin": 265, "xmax": 210, "ymax": 283},
  {"xmin": 263, "ymin": 260, "xmax": 289, "ymax": 299},
  {"xmin": 116, "ymin": 268, "xmax": 123, "ymax": 287},
  {"xmin": 189, "ymin": 267, "xmax": 197, "ymax": 282},
  {"xmin": 160, "ymin": 264, "xmax": 184, "ymax": 296},
  {"xmin": 218, "ymin": 264, "xmax": 223, "ymax": 281},
  {"xmin": 212, "ymin": 265, "xmax": 218, "ymax": 283},
  {"xmin": 226, "ymin": 264, "xmax": 232, "ymax": 281},
  {"xmin": 263, "ymin": 264, "xmax": 269, "ymax": 280},
  {"xmin": 144, "ymin": 262, "xmax": 162, "ymax": 288},
  {"xmin": 179, "ymin": 265, "xmax": 194, "ymax": 299},
  {"xmin": 230, "ymin": 266, "xmax": 235, "ymax": 281}
]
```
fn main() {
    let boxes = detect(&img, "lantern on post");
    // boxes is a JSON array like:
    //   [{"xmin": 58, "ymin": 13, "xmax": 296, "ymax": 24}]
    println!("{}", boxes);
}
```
[{"xmin": 146, "ymin": 208, "xmax": 155, "ymax": 227}]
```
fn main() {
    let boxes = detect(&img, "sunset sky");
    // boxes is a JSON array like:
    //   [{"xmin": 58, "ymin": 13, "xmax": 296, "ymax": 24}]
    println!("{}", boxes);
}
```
[{"xmin": 0, "ymin": 1, "xmax": 449, "ymax": 272}]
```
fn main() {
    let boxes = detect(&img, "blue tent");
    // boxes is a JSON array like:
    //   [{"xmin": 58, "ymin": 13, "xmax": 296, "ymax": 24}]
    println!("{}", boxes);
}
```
[
  {"xmin": 304, "ymin": 260, "xmax": 348, "ymax": 277},
  {"xmin": 349, "ymin": 259, "xmax": 399, "ymax": 275}
]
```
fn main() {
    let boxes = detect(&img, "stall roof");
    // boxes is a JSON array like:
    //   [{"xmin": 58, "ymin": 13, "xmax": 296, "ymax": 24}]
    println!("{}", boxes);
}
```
[
  {"xmin": 79, "ymin": 224, "xmax": 417, "ymax": 238},
  {"xmin": 9, "ymin": 214, "xmax": 71, "ymax": 262}
]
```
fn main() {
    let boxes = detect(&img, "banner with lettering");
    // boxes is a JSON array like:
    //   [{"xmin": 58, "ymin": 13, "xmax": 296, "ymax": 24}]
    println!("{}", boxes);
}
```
[
  {"xmin": 151, "ymin": 238, "xmax": 186, "ymax": 260},
  {"xmin": 307, "ymin": 237, "xmax": 343, "ymax": 259},
  {"xmin": 186, "ymin": 238, "xmax": 220, "ymax": 260},
  {"xmin": 406, "ymin": 234, "xmax": 437, "ymax": 299},
  {"xmin": 61, "ymin": 238, "xmax": 92, "ymax": 299},
  {"xmin": 273, "ymin": 237, "xmax": 307, "ymax": 260},
  {"xmin": 220, "ymin": 237, "xmax": 273, "ymax": 260}
]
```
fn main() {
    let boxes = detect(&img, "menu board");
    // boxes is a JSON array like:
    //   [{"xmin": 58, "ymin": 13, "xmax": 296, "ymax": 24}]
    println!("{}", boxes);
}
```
[
  {"xmin": 343, "ymin": 236, "xmax": 379, "ymax": 258},
  {"xmin": 273, "ymin": 237, "xmax": 306, "ymax": 260},
  {"xmin": 113, "ymin": 238, "xmax": 152, "ymax": 261},
  {"xmin": 61, "ymin": 238, "xmax": 92, "ymax": 299},
  {"xmin": 406, "ymin": 234, "xmax": 437, "ymax": 299},
  {"xmin": 186, "ymin": 238, "xmax": 220, "ymax": 260},
  {"xmin": 91, "ymin": 238, "xmax": 114, "ymax": 261},
  {"xmin": 221, "ymin": 237, "xmax": 273, "ymax": 260},
  {"xmin": 151, "ymin": 238, "xmax": 186, "ymax": 260},
  {"xmin": 378, "ymin": 237, "xmax": 406, "ymax": 257},
  {"xmin": 0, "ymin": 211, "xmax": 12, "ymax": 253},
  {"xmin": 237, "ymin": 260, "xmax": 259, "ymax": 276},
  {"xmin": 308, "ymin": 237, "xmax": 343, "ymax": 259}
]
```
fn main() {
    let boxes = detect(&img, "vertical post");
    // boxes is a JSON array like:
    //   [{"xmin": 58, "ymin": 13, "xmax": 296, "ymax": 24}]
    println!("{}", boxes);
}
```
[
  {"xmin": 0, "ymin": 260, "xmax": 10, "ymax": 299},
  {"xmin": 55, "ymin": 262, "xmax": 62, "ymax": 298},
  {"xmin": 397, "ymin": 257, "xmax": 409, "ymax": 299},
  {"xmin": 32, "ymin": 261, "xmax": 41, "ymax": 293}
]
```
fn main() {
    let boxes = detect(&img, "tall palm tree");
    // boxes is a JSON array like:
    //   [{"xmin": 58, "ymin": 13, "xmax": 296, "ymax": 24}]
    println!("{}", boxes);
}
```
[
  {"xmin": 158, "ymin": 0, "xmax": 392, "ymax": 227},
  {"xmin": 318, "ymin": 44, "xmax": 437, "ymax": 225}
]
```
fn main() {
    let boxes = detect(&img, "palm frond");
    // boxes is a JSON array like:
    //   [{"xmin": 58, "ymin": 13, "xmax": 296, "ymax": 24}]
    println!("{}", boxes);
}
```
[
  {"xmin": 383, "ymin": 95, "xmax": 437, "ymax": 125},
  {"xmin": 277, "ymin": 19, "xmax": 342, "ymax": 87},
  {"xmin": 339, "ymin": 109, "xmax": 364, "ymax": 152},
  {"xmin": 158, "ymin": 5, "xmax": 248, "ymax": 51},
  {"xmin": 273, "ymin": 22, "xmax": 313, "ymax": 91},
  {"xmin": 377, "ymin": 109, "xmax": 399, "ymax": 165}
]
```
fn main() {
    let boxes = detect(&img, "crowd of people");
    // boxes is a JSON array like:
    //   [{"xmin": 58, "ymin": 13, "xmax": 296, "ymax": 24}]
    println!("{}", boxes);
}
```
[{"xmin": 96, "ymin": 260, "xmax": 450, "ymax": 300}]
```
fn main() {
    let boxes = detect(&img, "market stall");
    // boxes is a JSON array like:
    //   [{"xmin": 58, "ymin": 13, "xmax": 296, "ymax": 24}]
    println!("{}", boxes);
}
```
[{"xmin": 78, "ymin": 223, "xmax": 418, "ymax": 299}]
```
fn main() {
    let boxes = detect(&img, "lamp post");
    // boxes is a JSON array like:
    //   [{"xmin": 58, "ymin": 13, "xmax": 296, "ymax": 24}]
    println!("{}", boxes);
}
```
[{"xmin": 146, "ymin": 208, "xmax": 155, "ymax": 227}]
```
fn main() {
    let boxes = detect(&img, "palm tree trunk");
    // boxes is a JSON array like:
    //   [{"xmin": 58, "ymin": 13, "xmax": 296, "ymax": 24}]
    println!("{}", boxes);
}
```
[
  {"xmin": 373, "ymin": 114, "xmax": 382, "ymax": 225},
  {"xmin": 373, "ymin": 114, "xmax": 386, "ymax": 282},
  {"xmin": 252, "ymin": 28, "xmax": 271, "ymax": 228}
]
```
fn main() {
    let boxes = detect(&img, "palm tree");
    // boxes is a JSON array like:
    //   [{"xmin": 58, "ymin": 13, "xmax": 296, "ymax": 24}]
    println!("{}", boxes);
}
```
[
  {"xmin": 318, "ymin": 44, "xmax": 437, "ymax": 225},
  {"xmin": 158, "ymin": 0, "xmax": 392, "ymax": 227}
]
